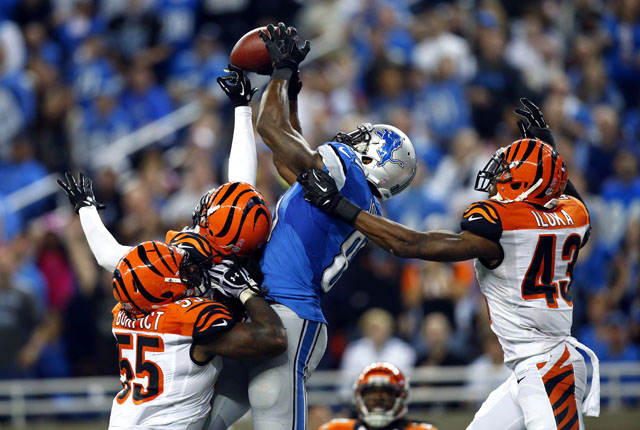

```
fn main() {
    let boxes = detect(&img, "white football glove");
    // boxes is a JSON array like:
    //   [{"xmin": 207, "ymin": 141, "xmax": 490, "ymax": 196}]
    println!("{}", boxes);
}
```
[{"xmin": 208, "ymin": 260, "xmax": 262, "ymax": 304}]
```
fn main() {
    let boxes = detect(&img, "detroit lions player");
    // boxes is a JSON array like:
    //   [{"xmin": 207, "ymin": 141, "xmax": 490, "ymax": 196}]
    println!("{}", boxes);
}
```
[{"xmin": 206, "ymin": 23, "xmax": 417, "ymax": 430}]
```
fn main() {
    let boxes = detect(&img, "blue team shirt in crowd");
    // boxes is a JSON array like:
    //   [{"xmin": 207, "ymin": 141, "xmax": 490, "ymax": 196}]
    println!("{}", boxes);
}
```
[{"xmin": 260, "ymin": 142, "xmax": 381, "ymax": 324}]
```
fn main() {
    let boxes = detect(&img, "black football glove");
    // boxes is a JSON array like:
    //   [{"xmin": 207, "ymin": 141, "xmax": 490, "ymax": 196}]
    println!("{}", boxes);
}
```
[
  {"xmin": 259, "ymin": 23, "xmax": 310, "ymax": 80},
  {"xmin": 208, "ymin": 259, "xmax": 265, "ymax": 304},
  {"xmin": 514, "ymin": 97, "xmax": 555, "ymax": 148},
  {"xmin": 57, "ymin": 172, "xmax": 106, "ymax": 214},
  {"xmin": 217, "ymin": 64, "xmax": 258, "ymax": 107},
  {"xmin": 297, "ymin": 168, "xmax": 362, "ymax": 226}
]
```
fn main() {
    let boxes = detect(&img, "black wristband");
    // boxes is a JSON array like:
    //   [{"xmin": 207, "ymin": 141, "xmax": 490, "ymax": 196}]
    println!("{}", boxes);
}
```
[
  {"xmin": 271, "ymin": 67, "xmax": 294, "ymax": 81},
  {"xmin": 333, "ymin": 197, "xmax": 362, "ymax": 226}
]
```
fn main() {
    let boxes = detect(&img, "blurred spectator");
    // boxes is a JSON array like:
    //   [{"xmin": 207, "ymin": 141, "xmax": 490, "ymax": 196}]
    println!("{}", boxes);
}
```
[
  {"xmin": 581, "ymin": 105, "xmax": 623, "ymax": 194},
  {"xmin": 468, "ymin": 12, "xmax": 525, "ymax": 138},
  {"xmin": 416, "ymin": 311, "xmax": 466, "ymax": 367},
  {"xmin": 74, "ymin": 82, "xmax": 132, "ymax": 171},
  {"xmin": 106, "ymin": 0, "xmax": 169, "ymax": 67},
  {"xmin": 0, "ymin": 240, "xmax": 43, "ymax": 379},
  {"xmin": 601, "ymin": 0, "xmax": 640, "ymax": 108},
  {"xmin": 168, "ymin": 23, "xmax": 228, "ymax": 103},
  {"xmin": 599, "ymin": 147, "xmax": 640, "ymax": 246},
  {"xmin": 412, "ymin": 4, "xmax": 475, "ymax": 81},
  {"xmin": 0, "ymin": 136, "xmax": 48, "ymax": 221},
  {"xmin": 465, "ymin": 329, "xmax": 510, "ymax": 405},
  {"xmin": 69, "ymin": 35, "xmax": 119, "ymax": 107},
  {"xmin": 505, "ymin": 10, "xmax": 563, "ymax": 93},
  {"xmin": 120, "ymin": 60, "xmax": 173, "ymax": 132},
  {"xmin": 420, "ymin": 57, "xmax": 472, "ymax": 144},
  {"xmin": 424, "ymin": 128, "xmax": 488, "ymax": 217},
  {"xmin": 55, "ymin": 0, "xmax": 105, "ymax": 55},
  {"xmin": 599, "ymin": 311, "xmax": 640, "ymax": 362},
  {"xmin": 577, "ymin": 293, "xmax": 610, "ymax": 359},
  {"xmin": 156, "ymin": 0, "xmax": 198, "ymax": 54},
  {"xmin": 340, "ymin": 308, "xmax": 416, "ymax": 398}
]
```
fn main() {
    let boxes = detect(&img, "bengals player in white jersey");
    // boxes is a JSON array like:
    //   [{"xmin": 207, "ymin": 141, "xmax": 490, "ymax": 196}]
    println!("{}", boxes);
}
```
[
  {"xmin": 299, "ymin": 99, "xmax": 599, "ymax": 430},
  {"xmin": 320, "ymin": 362, "xmax": 437, "ymax": 430},
  {"xmin": 109, "ymin": 239, "xmax": 286, "ymax": 430}
]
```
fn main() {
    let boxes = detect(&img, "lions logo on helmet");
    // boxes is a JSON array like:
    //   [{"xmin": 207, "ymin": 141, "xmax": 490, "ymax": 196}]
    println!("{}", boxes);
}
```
[
  {"xmin": 375, "ymin": 128, "xmax": 405, "ymax": 168},
  {"xmin": 334, "ymin": 123, "xmax": 417, "ymax": 200}
]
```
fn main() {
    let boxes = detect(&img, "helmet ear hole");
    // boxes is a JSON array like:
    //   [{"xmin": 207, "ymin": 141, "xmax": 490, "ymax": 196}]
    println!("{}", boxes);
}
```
[
  {"xmin": 511, "ymin": 183, "xmax": 522, "ymax": 190},
  {"xmin": 362, "ymin": 156, "xmax": 373, "ymax": 165}
]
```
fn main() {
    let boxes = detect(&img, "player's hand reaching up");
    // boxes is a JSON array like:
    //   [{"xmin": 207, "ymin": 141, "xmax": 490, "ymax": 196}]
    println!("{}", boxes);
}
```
[
  {"xmin": 217, "ymin": 64, "xmax": 258, "ymax": 107},
  {"xmin": 259, "ymin": 23, "xmax": 310, "ymax": 78},
  {"xmin": 57, "ymin": 172, "xmax": 106, "ymax": 214},
  {"xmin": 208, "ymin": 260, "xmax": 264, "ymax": 304},
  {"xmin": 298, "ymin": 168, "xmax": 362, "ymax": 226},
  {"xmin": 514, "ymin": 98, "xmax": 556, "ymax": 148}
]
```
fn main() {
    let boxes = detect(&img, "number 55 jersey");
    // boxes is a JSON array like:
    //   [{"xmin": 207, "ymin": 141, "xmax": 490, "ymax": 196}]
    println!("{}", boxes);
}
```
[
  {"xmin": 460, "ymin": 195, "xmax": 590, "ymax": 368},
  {"xmin": 109, "ymin": 298, "xmax": 235, "ymax": 430}
]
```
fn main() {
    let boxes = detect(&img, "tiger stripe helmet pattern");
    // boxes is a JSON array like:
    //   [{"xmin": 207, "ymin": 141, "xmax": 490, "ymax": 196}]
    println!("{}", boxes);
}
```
[
  {"xmin": 112, "ymin": 241, "xmax": 205, "ymax": 315},
  {"xmin": 192, "ymin": 182, "xmax": 272, "ymax": 258},
  {"xmin": 475, "ymin": 138, "xmax": 567, "ymax": 206}
]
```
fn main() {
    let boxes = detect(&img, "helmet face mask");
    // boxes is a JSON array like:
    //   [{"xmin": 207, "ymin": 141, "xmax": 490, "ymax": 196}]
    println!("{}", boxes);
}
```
[
  {"xmin": 334, "ymin": 123, "xmax": 417, "ymax": 200},
  {"xmin": 474, "ymin": 147, "xmax": 510, "ymax": 193},
  {"xmin": 354, "ymin": 362, "xmax": 409, "ymax": 428},
  {"xmin": 474, "ymin": 138, "xmax": 567, "ymax": 206}
]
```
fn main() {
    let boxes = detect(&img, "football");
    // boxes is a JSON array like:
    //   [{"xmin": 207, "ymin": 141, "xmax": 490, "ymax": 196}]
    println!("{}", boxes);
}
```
[{"xmin": 230, "ymin": 27, "xmax": 272, "ymax": 75}]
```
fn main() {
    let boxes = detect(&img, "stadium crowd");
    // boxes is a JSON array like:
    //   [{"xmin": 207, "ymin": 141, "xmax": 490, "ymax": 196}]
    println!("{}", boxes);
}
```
[{"xmin": 0, "ymin": 0, "xmax": 638, "ymax": 410}]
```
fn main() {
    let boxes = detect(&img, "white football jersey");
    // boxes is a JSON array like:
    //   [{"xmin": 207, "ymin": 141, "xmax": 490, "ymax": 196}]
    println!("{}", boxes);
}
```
[
  {"xmin": 108, "ymin": 297, "xmax": 235, "ymax": 429},
  {"xmin": 461, "ymin": 196, "xmax": 590, "ymax": 368}
]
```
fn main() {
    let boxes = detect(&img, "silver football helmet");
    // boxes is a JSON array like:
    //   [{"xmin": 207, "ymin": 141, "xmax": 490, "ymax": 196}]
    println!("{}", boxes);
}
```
[{"xmin": 334, "ymin": 123, "xmax": 417, "ymax": 200}]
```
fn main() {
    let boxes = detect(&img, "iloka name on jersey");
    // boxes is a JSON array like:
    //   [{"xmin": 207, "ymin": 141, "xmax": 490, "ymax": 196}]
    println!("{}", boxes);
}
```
[
  {"xmin": 530, "ymin": 210, "xmax": 575, "ymax": 228},
  {"xmin": 115, "ymin": 309, "xmax": 164, "ymax": 332}
]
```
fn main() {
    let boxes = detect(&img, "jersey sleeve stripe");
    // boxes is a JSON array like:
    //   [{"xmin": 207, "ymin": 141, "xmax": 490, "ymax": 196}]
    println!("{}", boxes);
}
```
[
  {"xmin": 318, "ymin": 144, "xmax": 347, "ymax": 190},
  {"xmin": 464, "ymin": 203, "xmax": 500, "ymax": 224}
]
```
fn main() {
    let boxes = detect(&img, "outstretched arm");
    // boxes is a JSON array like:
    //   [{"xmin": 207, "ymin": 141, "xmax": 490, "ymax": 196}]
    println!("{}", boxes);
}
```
[
  {"xmin": 298, "ymin": 168, "xmax": 501, "ymax": 262},
  {"xmin": 57, "ymin": 172, "xmax": 130, "ymax": 272},
  {"xmin": 256, "ymin": 23, "xmax": 323, "ymax": 179},
  {"xmin": 218, "ymin": 65, "xmax": 258, "ymax": 186},
  {"xmin": 79, "ymin": 207, "xmax": 131, "ymax": 272},
  {"xmin": 353, "ymin": 211, "xmax": 500, "ymax": 261}
]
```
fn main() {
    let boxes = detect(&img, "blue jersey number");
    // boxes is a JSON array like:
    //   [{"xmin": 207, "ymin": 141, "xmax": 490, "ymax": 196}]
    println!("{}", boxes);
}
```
[{"xmin": 321, "ymin": 230, "xmax": 367, "ymax": 292}]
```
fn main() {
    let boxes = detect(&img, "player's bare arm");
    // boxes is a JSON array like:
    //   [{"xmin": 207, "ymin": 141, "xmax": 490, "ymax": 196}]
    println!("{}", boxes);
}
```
[
  {"xmin": 354, "ymin": 211, "xmax": 501, "ymax": 263},
  {"xmin": 271, "ymin": 71, "xmax": 306, "ymax": 185},
  {"xmin": 298, "ymin": 168, "xmax": 501, "ymax": 264},
  {"xmin": 256, "ymin": 23, "xmax": 323, "ymax": 179},
  {"xmin": 194, "ymin": 295, "xmax": 287, "ymax": 361}
]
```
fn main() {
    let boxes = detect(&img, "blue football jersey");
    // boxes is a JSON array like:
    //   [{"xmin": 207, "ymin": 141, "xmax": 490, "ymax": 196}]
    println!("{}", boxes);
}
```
[{"xmin": 260, "ymin": 142, "xmax": 382, "ymax": 323}]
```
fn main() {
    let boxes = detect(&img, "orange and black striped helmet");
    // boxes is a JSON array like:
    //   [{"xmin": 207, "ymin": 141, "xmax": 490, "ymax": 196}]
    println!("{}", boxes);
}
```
[
  {"xmin": 192, "ymin": 182, "xmax": 272, "ymax": 259},
  {"xmin": 475, "ymin": 138, "xmax": 567, "ymax": 206},
  {"xmin": 112, "ymin": 241, "xmax": 209, "ymax": 315}
]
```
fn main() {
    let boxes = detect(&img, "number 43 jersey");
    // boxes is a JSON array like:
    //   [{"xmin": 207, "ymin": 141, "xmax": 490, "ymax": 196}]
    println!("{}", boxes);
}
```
[
  {"xmin": 261, "ymin": 142, "xmax": 381, "ymax": 324},
  {"xmin": 108, "ymin": 298, "xmax": 235, "ymax": 430},
  {"xmin": 460, "ymin": 195, "xmax": 590, "ymax": 369}
]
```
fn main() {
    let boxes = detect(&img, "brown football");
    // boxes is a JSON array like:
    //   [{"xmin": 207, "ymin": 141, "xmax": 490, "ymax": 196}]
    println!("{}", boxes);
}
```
[{"xmin": 229, "ymin": 27, "xmax": 272, "ymax": 75}]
